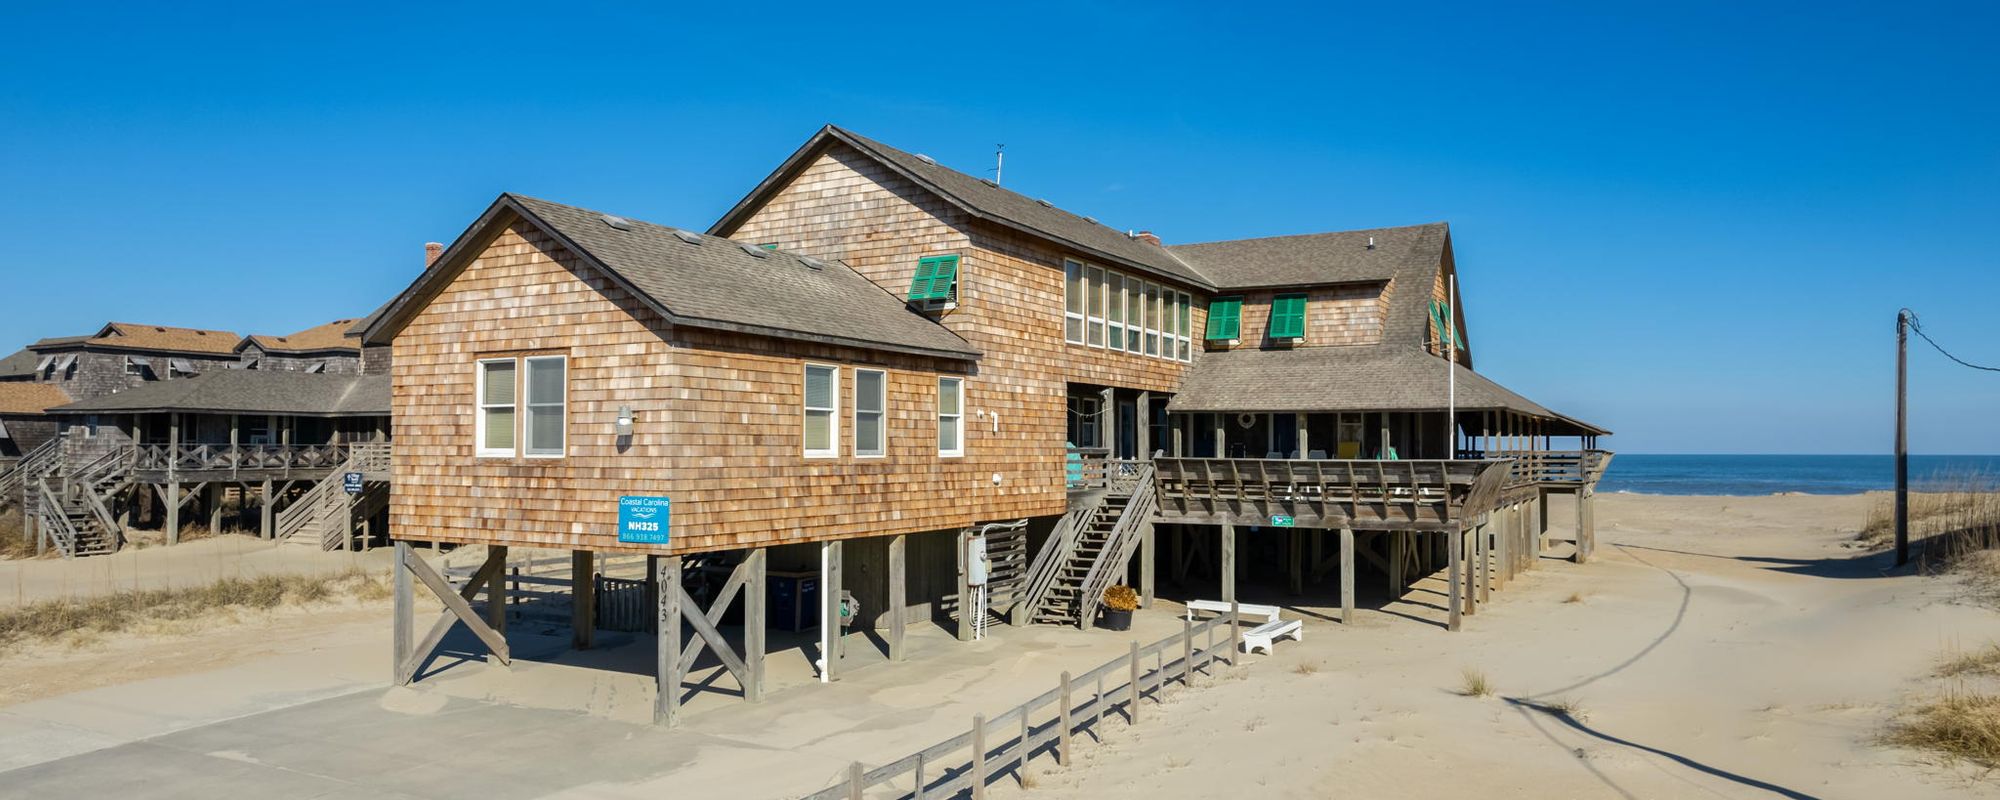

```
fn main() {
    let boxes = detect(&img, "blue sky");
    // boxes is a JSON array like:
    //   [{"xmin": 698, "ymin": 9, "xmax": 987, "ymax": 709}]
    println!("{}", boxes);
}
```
[{"xmin": 1, "ymin": 1, "xmax": 1994, "ymax": 454}]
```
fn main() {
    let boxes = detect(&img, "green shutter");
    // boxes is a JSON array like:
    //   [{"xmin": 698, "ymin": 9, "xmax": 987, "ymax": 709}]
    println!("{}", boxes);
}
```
[
  {"xmin": 1430, "ymin": 300, "xmax": 1466, "ymax": 353},
  {"xmin": 1204, "ymin": 297, "xmax": 1242, "ymax": 340},
  {"xmin": 1269, "ymin": 294, "xmax": 1307, "ymax": 339},
  {"xmin": 909, "ymin": 255, "xmax": 959, "ymax": 301}
]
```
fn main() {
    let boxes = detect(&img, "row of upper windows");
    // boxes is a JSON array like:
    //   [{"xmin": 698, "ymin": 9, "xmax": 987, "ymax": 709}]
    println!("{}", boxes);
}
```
[
  {"xmin": 1062, "ymin": 260, "xmax": 1195, "ymax": 361},
  {"xmin": 805, "ymin": 364, "xmax": 963, "ymax": 458},
  {"xmin": 473, "ymin": 355, "xmax": 966, "ymax": 461}
]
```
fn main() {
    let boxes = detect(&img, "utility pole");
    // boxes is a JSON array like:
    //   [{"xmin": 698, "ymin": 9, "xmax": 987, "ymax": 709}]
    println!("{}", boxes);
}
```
[{"xmin": 1896, "ymin": 309, "xmax": 1909, "ymax": 567}]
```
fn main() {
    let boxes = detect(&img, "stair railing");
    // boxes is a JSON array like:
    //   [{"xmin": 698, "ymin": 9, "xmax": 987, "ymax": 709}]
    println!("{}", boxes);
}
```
[
  {"xmin": 1074, "ymin": 464, "xmax": 1158, "ymax": 629},
  {"xmin": 6, "ymin": 434, "xmax": 65, "ymax": 513},
  {"xmin": 1014, "ymin": 505, "xmax": 1092, "ymax": 625},
  {"xmin": 35, "ymin": 478, "xmax": 82, "ymax": 559}
]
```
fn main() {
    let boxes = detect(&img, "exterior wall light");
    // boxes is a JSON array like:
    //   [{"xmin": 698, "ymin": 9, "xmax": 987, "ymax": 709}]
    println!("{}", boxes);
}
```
[{"xmin": 616, "ymin": 406, "xmax": 634, "ymax": 437}]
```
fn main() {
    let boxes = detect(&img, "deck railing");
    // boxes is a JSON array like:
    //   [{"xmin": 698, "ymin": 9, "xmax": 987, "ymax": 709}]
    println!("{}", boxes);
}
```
[
  {"xmin": 1151, "ymin": 457, "xmax": 1515, "ymax": 530},
  {"xmin": 132, "ymin": 442, "xmax": 377, "ymax": 475}
]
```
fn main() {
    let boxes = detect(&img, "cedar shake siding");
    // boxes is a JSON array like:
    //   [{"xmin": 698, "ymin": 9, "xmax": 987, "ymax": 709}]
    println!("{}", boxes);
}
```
[{"xmin": 388, "ymin": 218, "xmax": 1020, "ymax": 554}]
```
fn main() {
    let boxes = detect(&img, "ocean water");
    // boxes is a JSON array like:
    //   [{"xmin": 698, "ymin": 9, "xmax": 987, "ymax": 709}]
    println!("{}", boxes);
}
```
[{"xmin": 1598, "ymin": 454, "xmax": 2000, "ymax": 496}]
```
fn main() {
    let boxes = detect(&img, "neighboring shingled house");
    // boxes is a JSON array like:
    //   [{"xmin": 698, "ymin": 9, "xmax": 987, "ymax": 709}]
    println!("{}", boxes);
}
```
[
  {"xmin": 233, "ymin": 319, "xmax": 365, "ymax": 374},
  {"xmin": 0, "ymin": 382, "xmax": 69, "ymax": 464}
]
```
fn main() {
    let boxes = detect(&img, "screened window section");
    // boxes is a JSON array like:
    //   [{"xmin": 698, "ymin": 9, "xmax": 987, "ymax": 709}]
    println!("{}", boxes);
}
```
[
  {"xmin": 1059, "ymin": 260, "xmax": 1193, "ymax": 363},
  {"xmin": 854, "ymin": 369, "xmax": 885, "ymax": 457},
  {"xmin": 804, "ymin": 364, "xmax": 838, "ymax": 457},
  {"xmin": 1106, "ymin": 272, "xmax": 1125, "ymax": 351},
  {"xmin": 938, "ymin": 377, "xmax": 964, "ymax": 456},
  {"xmin": 1064, "ymin": 261, "xmax": 1085, "ymax": 344},
  {"xmin": 477, "ymin": 359, "xmax": 517, "ymax": 457},
  {"xmin": 523, "ymin": 356, "xmax": 566, "ymax": 457}
]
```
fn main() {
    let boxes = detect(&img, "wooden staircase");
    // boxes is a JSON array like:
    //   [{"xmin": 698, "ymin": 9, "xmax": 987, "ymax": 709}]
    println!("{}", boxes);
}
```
[
  {"xmin": 1020, "ymin": 464, "xmax": 1157, "ymax": 627},
  {"xmin": 0, "ymin": 435, "xmax": 62, "ymax": 514},
  {"xmin": 276, "ymin": 445, "xmax": 390, "ymax": 550},
  {"xmin": 32, "ymin": 478, "xmax": 119, "ymax": 558}
]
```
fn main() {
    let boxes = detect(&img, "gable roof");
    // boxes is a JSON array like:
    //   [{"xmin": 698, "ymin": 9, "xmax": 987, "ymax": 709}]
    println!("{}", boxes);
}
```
[
  {"xmin": 0, "ymin": 382, "xmax": 71, "ymax": 415},
  {"xmin": 240, "ymin": 318, "xmax": 363, "ymax": 355},
  {"xmin": 710, "ymin": 126, "xmax": 1214, "ymax": 290},
  {"xmin": 1172, "ymin": 223, "xmax": 1462, "ymax": 356},
  {"xmin": 364, "ymin": 194, "xmax": 980, "ymax": 361},
  {"xmin": 91, "ymin": 322, "xmax": 241, "ymax": 354},
  {"xmin": 50, "ymin": 371, "xmax": 388, "ymax": 417}
]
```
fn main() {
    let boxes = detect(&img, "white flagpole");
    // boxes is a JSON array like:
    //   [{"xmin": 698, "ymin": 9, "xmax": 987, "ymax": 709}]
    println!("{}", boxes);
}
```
[{"xmin": 1447, "ymin": 275, "xmax": 1457, "ymax": 459}]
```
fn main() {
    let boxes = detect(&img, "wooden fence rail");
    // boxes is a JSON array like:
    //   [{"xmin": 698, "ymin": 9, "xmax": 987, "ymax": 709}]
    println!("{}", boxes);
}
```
[{"xmin": 805, "ymin": 614, "xmax": 1235, "ymax": 800}]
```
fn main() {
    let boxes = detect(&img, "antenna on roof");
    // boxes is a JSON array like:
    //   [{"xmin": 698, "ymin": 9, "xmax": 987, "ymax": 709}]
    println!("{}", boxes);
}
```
[{"xmin": 993, "ymin": 144, "xmax": 1005, "ymax": 186}]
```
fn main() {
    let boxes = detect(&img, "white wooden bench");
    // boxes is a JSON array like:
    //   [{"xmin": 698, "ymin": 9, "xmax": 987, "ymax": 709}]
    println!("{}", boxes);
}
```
[
  {"xmin": 1240, "ymin": 618, "xmax": 1303, "ymax": 655},
  {"xmin": 1183, "ymin": 599, "xmax": 1282, "ymax": 624}
]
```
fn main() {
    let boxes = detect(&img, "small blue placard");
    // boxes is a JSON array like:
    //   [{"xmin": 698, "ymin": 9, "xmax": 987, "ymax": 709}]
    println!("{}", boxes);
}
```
[
  {"xmin": 1269, "ymin": 514, "xmax": 1295, "ymax": 528},
  {"xmin": 618, "ymin": 496, "xmax": 671, "ymax": 544},
  {"xmin": 343, "ymin": 472, "xmax": 364, "ymax": 495}
]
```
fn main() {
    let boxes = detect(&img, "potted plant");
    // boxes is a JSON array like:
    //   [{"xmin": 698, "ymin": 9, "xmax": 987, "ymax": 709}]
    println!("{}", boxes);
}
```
[{"xmin": 1099, "ymin": 584, "xmax": 1138, "ymax": 631}]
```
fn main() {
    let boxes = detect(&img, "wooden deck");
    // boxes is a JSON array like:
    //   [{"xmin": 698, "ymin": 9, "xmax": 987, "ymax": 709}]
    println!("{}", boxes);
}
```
[{"xmin": 130, "ymin": 442, "xmax": 391, "ymax": 481}]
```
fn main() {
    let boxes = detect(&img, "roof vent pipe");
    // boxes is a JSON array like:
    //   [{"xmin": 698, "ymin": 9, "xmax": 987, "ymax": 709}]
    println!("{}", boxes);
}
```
[{"xmin": 1366, "ymin": 236, "xmax": 1376, "ymax": 250}]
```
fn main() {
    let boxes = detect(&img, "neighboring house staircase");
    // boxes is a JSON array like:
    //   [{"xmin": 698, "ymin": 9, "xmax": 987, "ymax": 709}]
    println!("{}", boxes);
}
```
[
  {"xmin": 1019, "ymin": 463, "xmax": 1157, "ymax": 628},
  {"xmin": 276, "ymin": 444, "xmax": 390, "ymax": 550},
  {"xmin": 0, "ymin": 435, "xmax": 62, "ymax": 514},
  {"xmin": 26, "ymin": 442, "xmax": 131, "ymax": 558}
]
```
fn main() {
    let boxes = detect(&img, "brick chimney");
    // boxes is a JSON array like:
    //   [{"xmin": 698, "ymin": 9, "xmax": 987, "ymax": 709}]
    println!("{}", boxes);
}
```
[
  {"xmin": 1132, "ymin": 230, "xmax": 1162, "ymax": 247},
  {"xmin": 424, "ymin": 242, "xmax": 445, "ymax": 266}
]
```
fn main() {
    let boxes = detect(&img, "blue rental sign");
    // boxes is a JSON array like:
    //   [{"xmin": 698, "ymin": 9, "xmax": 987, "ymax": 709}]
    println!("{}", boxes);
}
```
[
  {"xmin": 343, "ymin": 472, "xmax": 364, "ymax": 494},
  {"xmin": 618, "ymin": 496, "xmax": 671, "ymax": 544}
]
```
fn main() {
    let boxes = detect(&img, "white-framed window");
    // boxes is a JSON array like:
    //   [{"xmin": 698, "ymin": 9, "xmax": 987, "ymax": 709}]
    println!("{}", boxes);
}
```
[
  {"xmin": 938, "ymin": 376, "xmax": 964, "ymax": 457},
  {"xmin": 1128, "ymin": 276, "xmax": 1144, "ymax": 352},
  {"xmin": 1168, "ymin": 292, "xmax": 1184, "ymax": 360},
  {"xmin": 476, "ymin": 358, "xmax": 518, "ymax": 458},
  {"xmin": 804, "ymin": 363, "xmax": 839, "ymax": 458},
  {"xmin": 854, "ymin": 368, "xmax": 885, "ymax": 458},
  {"xmin": 1152, "ymin": 282, "xmax": 1168, "ymax": 356},
  {"xmin": 1086, "ymin": 266, "xmax": 1106, "ymax": 347},
  {"xmin": 1063, "ymin": 260, "xmax": 1085, "ymax": 344},
  {"xmin": 1106, "ymin": 272, "xmax": 1125, "ymax": 352},
  {"xmin": 523, "ymin": 355, "xmax": 566, "ymax": 457}
]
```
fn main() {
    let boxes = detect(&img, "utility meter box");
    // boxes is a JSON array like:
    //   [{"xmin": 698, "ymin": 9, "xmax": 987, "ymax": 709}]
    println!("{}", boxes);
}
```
[{"xmin": 967, "ymin": 535, "xmax": 990, "ymax": 586}]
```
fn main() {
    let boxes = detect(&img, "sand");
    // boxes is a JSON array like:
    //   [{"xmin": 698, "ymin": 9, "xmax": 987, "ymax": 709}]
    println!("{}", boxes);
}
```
[
  {"xmin": 997, "ymin": 492, "xmax": 2000, "ymax": 799},
  {"xmin": 3, "ymin": 492, "xmax": 1998, "ymax": 798}
]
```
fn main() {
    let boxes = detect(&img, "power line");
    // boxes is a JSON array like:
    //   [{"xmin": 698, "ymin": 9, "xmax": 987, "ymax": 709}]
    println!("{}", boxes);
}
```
[{"xmin": 1902, "ymin": 309, "xmax": 2000, "ymax": 372}]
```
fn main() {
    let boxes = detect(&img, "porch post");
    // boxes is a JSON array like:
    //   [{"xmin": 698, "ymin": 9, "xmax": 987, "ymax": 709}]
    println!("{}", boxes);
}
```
[
  {"xmin": 167, "ymin": 413, "xmax": 180, "ymax": 546},
  {"xmin": 1099, "ymin": 387, "xmax": 1115, "ymax": 457},
  {"xmin": 1339, "ymin": 527, "xmax": 1355, "ymax": 624},
  {"xmin": 1136, "ymin": 391, "xmax": 1151, "ymax": 458},
  {"xmin": 572, "ymin": 550, "xmax": 595, "ymax": 650},
  {"xmin": 747, "ymin": 547, "xmax": 768, "ymax": 699},
  {"xmin": 1296, "ymin": 413, "xmax": 1308, "ymax": 457},
  {"xmin": 1446, "ymin": 528, "xmax": 1462, "ymax": 632},
  {"xmin": 259, "ymin": 478, "xmax": 273, "ymax": 539},
  {"xmin": 887, "ymin": 534, "xmax": 907, "ymax": 662},
  {"xmin": 1389, "ymin": 529, "xmax": 1405, "ymax": 596},
  {"xmin": 655, "ymin": 554, "xmax": 681, "ymax": 726},
  {"xmin": 824, "ymin": 539, "xmax": 844, "ymax": 678},
  {"xmin": 1220, "ymin": 523, "xmax": 1235, "ymax": 607}
]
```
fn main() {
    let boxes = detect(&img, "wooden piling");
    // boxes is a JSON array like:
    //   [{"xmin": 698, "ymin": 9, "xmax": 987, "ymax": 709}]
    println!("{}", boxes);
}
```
[
  {"xmin": 572, "ymin": 550, "xmax": 595, "ymax": 650},
  {"xmin": 1447, "ymin": 527, "xmax": 1462, "ymax": 631},
  {"xmin": 1058, "ymin": 671, "xmax": 1073, "ymax": 766},
  {"xmin": 1339, "ymin": 527, "xmax": 1356, "ymax": 624}
]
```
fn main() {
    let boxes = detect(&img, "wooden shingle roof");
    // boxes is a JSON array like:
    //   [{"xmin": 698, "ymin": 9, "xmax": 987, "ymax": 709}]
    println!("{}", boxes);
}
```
[
  {"xmin": 241, "ymin": 319, "xmax": 363, "ymax": 354},
  {"xmin": 0, "ymin": 382, "xmax": 71, "ymax": 415},
  {"xmin": 51, "ymin": 371, "xmax": 387, "ymax": 417},
  {"xmin": 365, "ymin": 194, "xmax": 980, "ymax": 361},
  {"xmin": 91, "ymin": 323, "xmax": 240, "ymax": 355}
]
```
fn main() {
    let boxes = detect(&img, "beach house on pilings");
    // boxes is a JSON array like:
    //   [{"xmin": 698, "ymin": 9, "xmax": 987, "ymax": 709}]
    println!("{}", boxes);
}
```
[{"xmin": 365, "ymin": 125, "xmax": 1611, "ymax": 726}]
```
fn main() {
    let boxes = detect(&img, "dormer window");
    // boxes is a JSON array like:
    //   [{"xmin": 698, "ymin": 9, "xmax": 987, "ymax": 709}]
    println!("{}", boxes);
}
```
[
  {"xmin": 1269, "ymin": 294, "xmax": 1307, "ymax": 341},
  {"xmin": 908, "ymin": 254, "xmax": 959, "ymax": 308}
]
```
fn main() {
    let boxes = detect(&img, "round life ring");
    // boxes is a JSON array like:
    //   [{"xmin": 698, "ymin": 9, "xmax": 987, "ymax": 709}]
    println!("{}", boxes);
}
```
[{"xmin": 1236, "ymin": 413, "xmax": 1257, "ymax": 429}]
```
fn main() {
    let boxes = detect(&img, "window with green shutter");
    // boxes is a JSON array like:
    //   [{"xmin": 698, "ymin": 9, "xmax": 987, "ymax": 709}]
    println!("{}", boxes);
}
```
[
  {"xmin": 908, "ymin": 255, "xmax": 960, "ymax": 302},
  {"xmin": 1204, "ymin": 297, "xmax": 1242, "ymax": 340},
  {"xmin": 1269, "ymin": 294, "xmax": 1307, "ymax": 339}
]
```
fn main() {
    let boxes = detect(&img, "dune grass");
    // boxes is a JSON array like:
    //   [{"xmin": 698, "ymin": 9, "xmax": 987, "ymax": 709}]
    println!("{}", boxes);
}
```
[
  {"xmin": 1939, "ymin": 644, "xmax": 2000, "ymax": 679},
  {"xmin": 0, "ymin": 568, "xmax": 392, "ymax": 650},
  {"xmin": 1883, "ymin": 687, "xmax": 2000, "ymax": 770},
  {"xmin": 0, "ymin": 510, "xmax": 38, "ymax": 559},
  {"xmin": 1860, "ymin": 473, "xmax": 2000, "ymax": 557},
  {"xmin": 1458, "ymin": 667, "xmax": 1493, "ymax": 697}
]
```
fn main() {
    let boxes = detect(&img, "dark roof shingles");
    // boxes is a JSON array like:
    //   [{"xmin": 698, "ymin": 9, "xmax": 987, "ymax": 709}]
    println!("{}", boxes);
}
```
[
  {"xmin": 511, "ymin": 195, "xmax": 978, "ymax": 359},
  {"xmin": 51, "ymin": 371, "xmax": 388, "ymax": 416}
]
